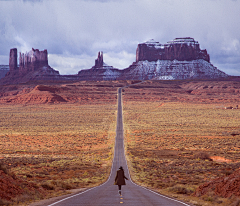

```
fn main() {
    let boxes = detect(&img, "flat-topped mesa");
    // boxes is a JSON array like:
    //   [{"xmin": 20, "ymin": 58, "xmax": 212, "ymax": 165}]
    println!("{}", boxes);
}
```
[
  {"xmin": 19, "ymin": 48, "xmax": 48, "ymax": 71},
  {"xmin": 94, "ymin": 51, "xmax": 103, "ymax": 68},
  {"xmin": 136, "ymin": 37, "xmax": 210, "ymax": 63}
]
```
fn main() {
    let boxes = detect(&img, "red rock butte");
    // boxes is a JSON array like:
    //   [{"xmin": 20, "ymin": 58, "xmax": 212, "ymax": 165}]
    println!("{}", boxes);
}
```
[
  {"xmin": 19, "ymin": 48, "xmax": 48, "ymax": 71},
  {"xmin": 9, "ymin": 48, "xmax": 49, "ymax": 72},
  {"xmin": 136, "ymin": 37, "xmax": 210, "ymax": 62},
  {"xmin": 0, "ymin": 48, "xmax": 59, "ymax": 85}
]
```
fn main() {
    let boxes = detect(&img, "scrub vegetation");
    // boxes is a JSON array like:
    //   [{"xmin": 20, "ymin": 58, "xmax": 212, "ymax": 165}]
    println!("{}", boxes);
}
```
[
  {"xmin": 123, "ymin": 99, "xmax": 240, "ymax": 206},
  {"xmin": 0, "ymin": 103, "xmax": 116, "ymax": 205}
]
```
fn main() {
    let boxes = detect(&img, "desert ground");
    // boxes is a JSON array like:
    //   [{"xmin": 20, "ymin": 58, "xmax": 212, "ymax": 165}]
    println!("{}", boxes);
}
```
[
  {"xmin": 0, "ymin": 79, "xmax": 240, "ymax": 206},
  {"xmin": 122, "ymin": 80, "xmax": 240, "ymax": 206}
]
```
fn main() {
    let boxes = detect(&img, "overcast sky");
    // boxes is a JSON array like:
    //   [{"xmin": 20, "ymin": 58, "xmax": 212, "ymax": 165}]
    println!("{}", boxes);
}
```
[{"xmin": 0, "ymin": 0, "xmax": 239, "ymax": 75}]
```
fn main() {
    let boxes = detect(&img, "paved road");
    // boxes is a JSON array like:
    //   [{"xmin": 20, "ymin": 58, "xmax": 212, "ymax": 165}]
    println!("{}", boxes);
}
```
[{"xmin": 48, "ymin": 88, "xmax": 190, "ymax": 206}]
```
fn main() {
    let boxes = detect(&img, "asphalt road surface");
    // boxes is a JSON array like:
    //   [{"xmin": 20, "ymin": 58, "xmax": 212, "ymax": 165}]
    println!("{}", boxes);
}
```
[{"xmin": 48, "ymin": 88, "xmax": 190, "ymax": 206}]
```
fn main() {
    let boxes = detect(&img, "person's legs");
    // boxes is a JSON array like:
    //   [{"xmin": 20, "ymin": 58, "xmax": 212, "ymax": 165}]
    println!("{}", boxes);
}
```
[{"xmin": 118, "ymin": 185, "xmax": 122, "ymax": 195}]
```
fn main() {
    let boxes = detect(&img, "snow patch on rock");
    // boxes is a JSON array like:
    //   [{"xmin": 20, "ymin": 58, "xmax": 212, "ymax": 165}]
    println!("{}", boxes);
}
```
[{"xmin": 126, "ymin": 59, "xmax": 228, "ymax": 80}]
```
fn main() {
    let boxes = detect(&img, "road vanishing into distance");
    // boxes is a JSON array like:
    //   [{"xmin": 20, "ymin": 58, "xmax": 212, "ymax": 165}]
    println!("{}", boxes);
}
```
[{"xmin": 48, "ymin": 88, "xmax": 190, "ymax": 206}]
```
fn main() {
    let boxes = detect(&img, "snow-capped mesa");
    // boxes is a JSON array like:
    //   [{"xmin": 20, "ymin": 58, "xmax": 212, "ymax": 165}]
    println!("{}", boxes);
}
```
[{"xmin": 123, "ymin": 37, "xmax": 228, "ymax": 80}]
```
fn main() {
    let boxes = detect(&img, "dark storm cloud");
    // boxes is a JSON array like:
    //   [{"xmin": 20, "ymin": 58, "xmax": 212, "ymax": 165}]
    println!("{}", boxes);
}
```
[{"xmin": 0, "ymin": 0, "xmax": 239, "ymax": 75}]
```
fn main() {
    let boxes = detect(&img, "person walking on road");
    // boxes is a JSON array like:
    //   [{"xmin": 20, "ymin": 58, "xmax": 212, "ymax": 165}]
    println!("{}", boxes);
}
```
[{"xmin": 114, "ymin": 166, "xmax": 128, "ymax": 195}]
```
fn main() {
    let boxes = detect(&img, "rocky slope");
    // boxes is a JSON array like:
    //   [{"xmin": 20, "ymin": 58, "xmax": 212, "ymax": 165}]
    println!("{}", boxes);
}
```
[
  {"xmin": 0, "ymin": 165, "xmax": 46, "ymax": 204},
  {"xmin": 122, "ymin": 59, "xmax": 227, "ymax": 80},
  {"xmin": 195, "ymin": 168, "xmax": 240, "ymax": 198},
  {"xmin": 78, "ymin": 63, "xmax": 121, "ymax": 81}
]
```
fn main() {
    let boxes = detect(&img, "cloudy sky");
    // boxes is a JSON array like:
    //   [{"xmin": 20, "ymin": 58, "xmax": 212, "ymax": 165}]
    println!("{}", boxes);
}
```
[{"xmin": 0, "ymin": 0, "xmax": 239, "ymax": 75}]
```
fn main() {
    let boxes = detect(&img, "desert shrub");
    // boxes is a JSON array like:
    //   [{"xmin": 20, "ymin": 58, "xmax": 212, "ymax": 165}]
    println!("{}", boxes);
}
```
[
  {"xmin": 9, "ymin": 172, "xmax": 17, "ymax": 180},
  {"xmin": 32, "ymin": 183, "xmax": 40, "ymax": 189},
  {"xmin": 61, "ymin": 182, "xmax": 74, "ymax": 190},
  {"xmin": 201, "ymin": 191, "xmax": 223, "ymax": 204},
  {"xmin": 26, "ymin": 174, "xmax": 33, "ymax": 178},
  {"xmin": 224, "ymin": 170, "xmax": 233, "ymax": 176},
  {"xmin": 50, "ymin": 180, "xmax": 75, "ymax": 190},
  {"xmin": 41, "ymin": 182, "xmax": 55, "ymax": 190},
  {"xmin": 231, "ymin": 198, "xmax": 240, "ymax": 206},
  {"xmin": 203, "ymin": 196, "xmax": 214, "ymax": 202},
  {"xmin": 0, "ymin": 198, "xmax": 10, "ymax": 206},
  {"xmin": 12, "ymin": 194, "xmax": 32, "ymax": 205},
  {"xmin": 168, "ymin": 185, "xmax": 194, "ymax": 195},
  {"xmin": 0, "ymin": 163, "xmax": 8, "ymax": 174},
  {"xmin": 202, "ymin": 195, "xmax": 222, "ymax": 204},
  {"xmin": 153, "ymin": 181, "xmax": 166, "ymax": 189},
  {"xmin": 194, "ymin": 152, "xmax": 212, "ymax": 161}
]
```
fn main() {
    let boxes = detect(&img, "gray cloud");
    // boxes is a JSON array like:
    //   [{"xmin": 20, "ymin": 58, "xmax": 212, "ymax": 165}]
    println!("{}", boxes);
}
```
[{"xmin": 0, "ymin": 0, "xmax": 239, "ymax": 75}]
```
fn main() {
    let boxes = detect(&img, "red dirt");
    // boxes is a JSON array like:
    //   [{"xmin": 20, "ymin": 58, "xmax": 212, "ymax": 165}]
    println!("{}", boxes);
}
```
[
  {"xmin": 195, "ymin": 168, "xmax": 240, "ymax": 198},
  {"xmin": 0, "ymin": 170, "xmax": 45, "ymax": 201},
  {"xmin": 210, "ymin": 156, "xmax": 232, "ymax": 163},
  {"xmin": 0, "ymin": 80, "xmax": 239, "ymax": 105},
  {"xmin": 0, "ymin": 81, "xmax": 122, "ymax": 104}
]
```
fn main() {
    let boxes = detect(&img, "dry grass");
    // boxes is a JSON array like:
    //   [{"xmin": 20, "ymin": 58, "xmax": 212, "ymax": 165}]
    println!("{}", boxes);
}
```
[
  {"xmin": 0, "ymin": 103, "xmax": 116, "ymax": 205},
  {"xmin": 123, "ymin": 100, "xmax": 240, "ymax": 206}
]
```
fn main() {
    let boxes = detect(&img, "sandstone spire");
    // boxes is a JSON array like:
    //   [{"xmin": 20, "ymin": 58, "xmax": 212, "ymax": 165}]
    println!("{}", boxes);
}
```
[
  {"xmin": 94, "ymin": 51, "xmax": 103, "ymax": 68},
  {"xmin": 9, "ymin": 48, "xmax": 18, "ymax": 71}
]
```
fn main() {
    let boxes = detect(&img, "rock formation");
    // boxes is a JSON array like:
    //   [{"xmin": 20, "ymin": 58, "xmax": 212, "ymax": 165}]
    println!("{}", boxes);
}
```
[
  {"xmin": 136, "ymin": 38, "xmax": 210, "ymax": 62},
  {"xmin": 0, "ymin": 38, "xmax": 231, "ymax": 85},
  {"xmin": 77, "ymin": 37, "xmax": 228, "ymax": 81},
  {"xmin": 122, "ymin": 37, "xmax": 228, "ymax": 80},
  {"xmin": 19, "ymin": 48, "xmax": 49, "ymax": 72},
  {"xmin": 9, "ymin": 48, "xmax": 18, "ymax": 71},
  {"xmin": 0, "ymin": 48, "xmax": 59, "ymax": 85},
  {"xmin": 78, "ymin": 52, "xmax": 121, "ymax": 80},
  {"xmin": 94, "ymin": 51, "xmax": 103, "ymax": 68}
]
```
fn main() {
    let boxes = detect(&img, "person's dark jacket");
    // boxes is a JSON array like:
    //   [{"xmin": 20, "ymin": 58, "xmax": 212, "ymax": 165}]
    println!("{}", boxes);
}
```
[{"xmin": 114, "ymin": 169, "xmax": 128, "ymax": 185}]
